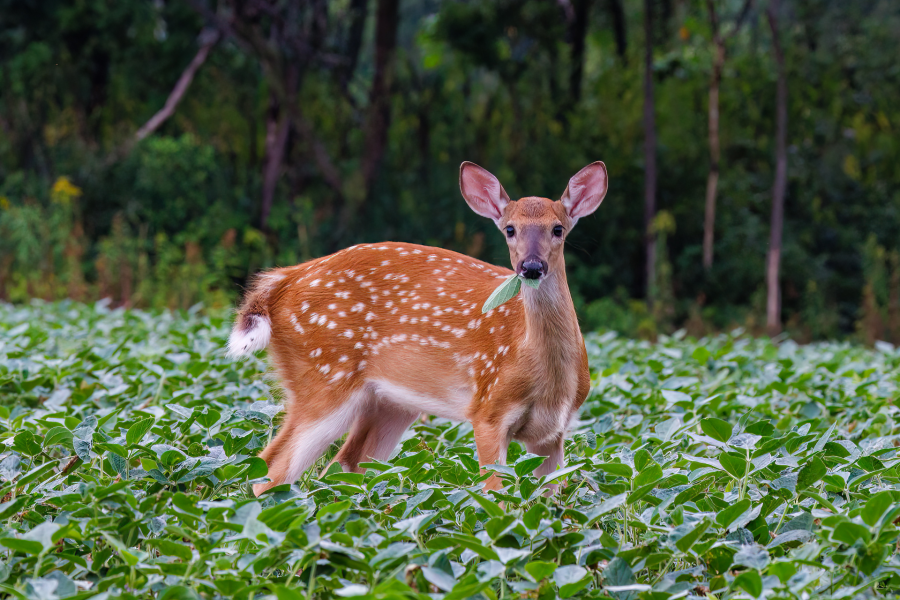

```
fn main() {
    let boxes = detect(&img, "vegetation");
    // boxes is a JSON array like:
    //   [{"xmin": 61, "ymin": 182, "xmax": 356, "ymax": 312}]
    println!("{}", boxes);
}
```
[
  {"xmin": 2, "ymin": 1, "xmax": 900, "ymax": 340},
  {"xmin": 1, "ymin": 301, "xmax": 900, "ymax": 598}
]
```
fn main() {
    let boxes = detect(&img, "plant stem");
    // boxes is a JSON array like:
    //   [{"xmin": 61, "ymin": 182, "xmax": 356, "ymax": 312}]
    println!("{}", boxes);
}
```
[
  {"xmin": 306, "ymin": 557, "xmax": 317, "ymax": 600},
  {"xmin": 652, "ymin": 556, "xmax": 675, "ymax": 586},
  {"xmin": 773, "ymin": 498, "xmax": 792, "ymax": 534}
]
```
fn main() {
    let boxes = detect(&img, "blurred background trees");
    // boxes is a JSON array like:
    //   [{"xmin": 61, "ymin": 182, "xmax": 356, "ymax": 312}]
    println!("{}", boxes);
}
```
[{"xmin": 1, "ymin": 0, "xmax": 899, "ymax": 342}]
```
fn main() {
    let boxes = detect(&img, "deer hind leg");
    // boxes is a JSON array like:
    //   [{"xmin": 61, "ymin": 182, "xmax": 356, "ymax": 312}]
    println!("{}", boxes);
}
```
[
  {"xmin": 332, "ymin": 400, "xmax": 419, "ymax": 473},
  {"xmin": 525, "ymin": 434, "xmax": 565, "ymax": 495},
  {"xmin": 253, "ymin": 387, "xmax": 363, "ymax": 496},
  {"xmin": 473, "ymin": 421, "xmax": 509, "ymax": 491}
]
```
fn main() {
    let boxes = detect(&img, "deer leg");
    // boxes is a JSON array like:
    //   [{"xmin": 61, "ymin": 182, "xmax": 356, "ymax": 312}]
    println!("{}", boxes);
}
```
[
  {"xmin": 526, "ymin": 434, "xmax": 565, "ymax": 495},
  {"xmin": 253, "ymin": 389, "xmax": 362, "ymax": 496},
  {"xmin": 332, "ymin": 401, "xmax": 419, "ymax": 473},
  {"xmin": 473, "ymin": 421, "xmax": 509, "ymax": 491}
]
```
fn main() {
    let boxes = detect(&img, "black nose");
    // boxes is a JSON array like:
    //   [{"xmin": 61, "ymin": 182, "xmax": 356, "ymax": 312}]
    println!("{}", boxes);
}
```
[{"xmin": 521, "ymin": 259, "xmax": 545, "ymax": 280}]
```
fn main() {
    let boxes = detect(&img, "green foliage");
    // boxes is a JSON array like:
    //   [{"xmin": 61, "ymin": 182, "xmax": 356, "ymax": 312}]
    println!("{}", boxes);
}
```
[{"xmin": 2, "ymin": 302, "xmax": 900, "ymax": 597}]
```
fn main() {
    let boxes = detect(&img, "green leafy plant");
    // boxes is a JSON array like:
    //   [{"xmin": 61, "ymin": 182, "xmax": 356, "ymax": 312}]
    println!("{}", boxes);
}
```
[{"xmin": 1, "ymin": 302, "xmax": 899, "ymax": 598}]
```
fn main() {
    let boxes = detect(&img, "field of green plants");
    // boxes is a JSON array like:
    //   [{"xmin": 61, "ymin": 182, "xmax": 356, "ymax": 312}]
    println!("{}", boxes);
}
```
[{"xmin": 1, "ymin": 300, "xmax": 899, "ymax": 599}]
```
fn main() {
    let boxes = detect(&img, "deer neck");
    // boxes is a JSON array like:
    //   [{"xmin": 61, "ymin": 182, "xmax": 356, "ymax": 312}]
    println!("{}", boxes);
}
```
[{"xmin": 519, "ymin": 268, "xmax": 582, "ymax": 361}]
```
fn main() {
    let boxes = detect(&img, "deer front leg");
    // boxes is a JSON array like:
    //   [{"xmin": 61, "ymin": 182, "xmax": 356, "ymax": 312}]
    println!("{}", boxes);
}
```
[
  {"xmin": 526, "ymin": 434, "xmax": 565, "ymax": 496},
  {"xmin": 473, "ymin": 421, "xmax": 509, "ymax": 491}
]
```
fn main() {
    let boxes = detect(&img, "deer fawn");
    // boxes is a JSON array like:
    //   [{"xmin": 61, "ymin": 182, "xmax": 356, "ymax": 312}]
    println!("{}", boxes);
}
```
[{"xmin": 229, "ymin": 161, "xmax": 608, "ymax": 496}]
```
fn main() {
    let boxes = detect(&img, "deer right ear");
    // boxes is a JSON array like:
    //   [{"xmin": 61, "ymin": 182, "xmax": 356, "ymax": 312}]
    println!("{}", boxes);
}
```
[
  {"xmin": 561, "ymin": 161, "xmax": 608, "ymax": 226},
  {"xmin": 459, "ymin": 162, "xmax": 511, "ymax": 225}
]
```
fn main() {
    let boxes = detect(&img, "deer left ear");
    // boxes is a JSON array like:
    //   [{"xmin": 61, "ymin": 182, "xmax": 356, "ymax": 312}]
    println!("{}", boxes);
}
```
[{"xmin": 561, "ymin": 161, "xmax": 608, "ymax": 226}]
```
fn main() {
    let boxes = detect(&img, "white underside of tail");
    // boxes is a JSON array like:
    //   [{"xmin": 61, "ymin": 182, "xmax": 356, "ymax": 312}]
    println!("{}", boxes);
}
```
[{"xmin": 227, "ymin": 315, "xmax": 272, "ymax": 358}]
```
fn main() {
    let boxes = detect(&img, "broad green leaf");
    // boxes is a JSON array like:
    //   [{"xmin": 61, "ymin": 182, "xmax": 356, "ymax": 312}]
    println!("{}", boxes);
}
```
[
  {"xmin": 542, "ymin": 462, "xmax": 582, "ymax": 484},
  {"xmin": 832, "ymin": 522, "xmax": 871, "ymax": 546},
  {"xmin": 596, "ymin": 463, "xmax": 633, "ymax": 478},
  {"xmin": 159, "ymin": 586, "xmax": 200, "ymax": 600},
  {"xmin": 586, "ymin": 493, "xmax": 627, "ymax": 524},
  {"xmin": 482, "ymin": 275, "xmax": 521, "ymax": 313},
  {"xmin": 0, "ymin": 538, "xmax": 43, "ymax": 555},
  {"xmin": 633, "ymin": 463, "xmax": 662, "ymax": 488},
  {"xmin": 525, "ymin": 561, "xmax": 556, "ymax": 581},
  {"xmin": 633, "ymin": 449, "xmax": 654, "ymax": 472},
  {"xmin": 716, "ymin": 499, "xmax": 752, "ymax": 529},
  {"xmin": 861, "ymin": 491, "xmax": 893, "ymax": 526},
  {"xmin": 421, "ymin": 567, "xmax": 455, "ymax": 592},
  {"xmin": 701, "ymin": 418, "xmax": 733, "ymax": 443},
  {"xmin": 554, "ymin": 565, "xmax": 588, "ymax": 598},
  {"xmin": 672, "ymin": 518, "xmax": 711, "ymax": 553},
  {"xmin": 718, "ymin": 453, "xmax": 747, "ymax": 479},
  {"xmin": 156, "ymin": 539, "xmax": 192, "ymax": 561},
  {"xmin": 733, "ymin": 544, "xmax": 769, "ymax": 570},
  {"xmin": 43, "ymin": 426, "xmax": 73, "ymax": 448},
  {"xmin": 691, "ymin": 346, "xmax": 710, "ymax": 363},
  {"xmin": 196, "ymin": 408, "xmax": 221, "ymax": 429},
  {"xmin": 466, "ymin": 491, "xmax": 504, "ymax": 518},
  {"xmin": 797, "ymin": 456, "xmax": 827, "ymax": 489},
  {"xmin": 126, "ymin": 417, "xmax": 155, "ymax": 446},
  {"xmin": 734, "ymin": 570, "xmax": 762, "ymax": 598},
  {"xmin": 514, "ymin": 454, "xmax": 547, "ymax": 478}
]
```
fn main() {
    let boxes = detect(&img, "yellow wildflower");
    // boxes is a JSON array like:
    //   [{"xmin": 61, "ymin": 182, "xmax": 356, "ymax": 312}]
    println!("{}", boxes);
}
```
[{"xmin": 51, "ymin": 176, "xmax": 83, "ymax": 205}]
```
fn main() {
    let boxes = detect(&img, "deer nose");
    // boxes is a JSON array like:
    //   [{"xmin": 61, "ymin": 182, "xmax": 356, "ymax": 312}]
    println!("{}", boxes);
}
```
[{"xmin": 520, "ymin": 258, "xmax": 546, "ymax": 280}]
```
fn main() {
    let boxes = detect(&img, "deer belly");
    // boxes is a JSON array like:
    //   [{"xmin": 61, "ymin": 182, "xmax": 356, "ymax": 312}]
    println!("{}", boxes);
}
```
[{"xmin": 368, "ymin": 378, "xmax": 473, "ymax": 421}]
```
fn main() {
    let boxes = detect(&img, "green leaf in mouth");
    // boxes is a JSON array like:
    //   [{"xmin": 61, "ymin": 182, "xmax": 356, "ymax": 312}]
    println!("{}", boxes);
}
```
[
  {"xmin": 482, "ymin": 274, "xmax": 543, "ymax": 313},
  {"xmin": 482, "ymin": 274, "xmax": 522, "ymax": 313}
]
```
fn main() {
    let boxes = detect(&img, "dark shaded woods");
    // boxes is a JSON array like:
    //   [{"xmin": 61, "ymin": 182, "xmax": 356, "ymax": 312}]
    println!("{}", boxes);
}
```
[{"xmin": 1, "ymin": 0, "xmax": 899, "ymax": 342}]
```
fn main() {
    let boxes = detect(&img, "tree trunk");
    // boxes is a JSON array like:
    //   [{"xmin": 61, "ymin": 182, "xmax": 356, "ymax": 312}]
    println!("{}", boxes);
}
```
[
  {"xmin": 340, "ymin": 0, "xmax": 369, "ymax": 89},
  {"xmin": 260, "ymin": 65, "xmax": 299, "ymax": 231},
  {"xmin": 643, "ymin": 0, "xmax": 657, "ymax": 303},
  {"xmin": 569, "ymin": 0, "xmax": 590, "ymax": 106},
  {"xmin": 766, "ymin": 0, "xmax": 788, "ymax": 336},
  {"xmin": 608, "ymin": 0, "xmax": 628, "ymax": 63},
  {"xmin": 703, "ymin": 0, "xmax": 753, "ymax": 270},
  {"xmin": 260, "ymin": 103, "xmax": 290, "ymax": 230},
  {"xmin": 703, "ymin": 6, "xmax": 724, "ymax": 270},
  {"xmin": 361, "ymin": 0, "xmax": 400, "ymax": 191}
]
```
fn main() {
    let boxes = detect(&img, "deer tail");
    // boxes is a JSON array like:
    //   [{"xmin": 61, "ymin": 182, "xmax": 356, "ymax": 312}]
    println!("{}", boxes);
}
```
[{"xmin": 227, "ymin": 271, "xmax": 284, "ymax": 358}]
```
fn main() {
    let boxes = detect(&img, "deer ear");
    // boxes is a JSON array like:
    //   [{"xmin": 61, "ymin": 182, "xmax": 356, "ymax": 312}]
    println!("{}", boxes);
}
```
[
  {"xmin": 459, "ymin": 162, "xmax": 511, "ymax": 225},
  {"xmin": 561, "ymin": 161, "xmax": 608, "ymax": 226}
]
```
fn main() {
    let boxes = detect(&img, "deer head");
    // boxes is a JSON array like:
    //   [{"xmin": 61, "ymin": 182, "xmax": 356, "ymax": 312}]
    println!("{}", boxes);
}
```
[{"xmin": 459, "ymin": 161, "xmax": 608, "ymax": 282}]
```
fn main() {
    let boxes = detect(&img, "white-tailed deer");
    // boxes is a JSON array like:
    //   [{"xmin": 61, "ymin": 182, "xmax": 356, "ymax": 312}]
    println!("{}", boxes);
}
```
[{"xmin": 229, "ymin": 162, "xmax": 608, "ymax": 496}]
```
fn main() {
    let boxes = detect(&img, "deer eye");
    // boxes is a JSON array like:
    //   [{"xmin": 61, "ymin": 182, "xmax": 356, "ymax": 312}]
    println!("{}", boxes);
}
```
[
  {"xmin": 505, "ymin": 226, "xmax": 515, "ymax": 238},
  {"xmin": 553, "ymin": 225, "xmax": 564, "ymax": 237}
]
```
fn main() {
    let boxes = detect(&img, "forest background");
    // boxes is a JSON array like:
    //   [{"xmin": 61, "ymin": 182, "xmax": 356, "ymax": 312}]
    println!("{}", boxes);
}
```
[{"xmin": 1, "ymin": 0, "xmax": 898, "ymax": 343}]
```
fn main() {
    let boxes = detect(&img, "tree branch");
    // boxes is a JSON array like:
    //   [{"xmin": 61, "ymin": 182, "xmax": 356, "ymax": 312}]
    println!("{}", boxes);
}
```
[
  {"xmin": 135, "ymin": 28, "xmax": 220, "ymax": 141},
  {"xmin": 725, "ymin": 0, "xmax": 754, "ymax": 41}
]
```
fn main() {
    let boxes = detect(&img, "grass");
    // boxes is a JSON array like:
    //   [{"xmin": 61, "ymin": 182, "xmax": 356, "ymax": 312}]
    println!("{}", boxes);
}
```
[{"xmin": 1, "ymin": 299, "xmax": 899, "ymax": 599}]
